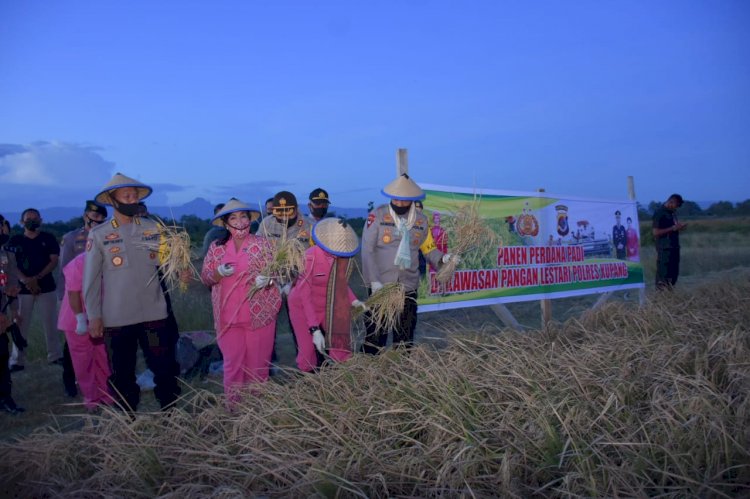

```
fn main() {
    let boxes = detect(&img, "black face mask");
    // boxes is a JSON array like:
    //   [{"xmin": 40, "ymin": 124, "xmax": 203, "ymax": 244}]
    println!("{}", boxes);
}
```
[
  {"xmin": 114, "ymin": 202, "xmax": 141, "ymax": 217},
  {"xmin": 311, "ymin": 206, "xmax": 328, "ymax": 219},
  {"xmin": 86, "ymin": 217, "xmax": 103, "ymax": 229},
  {"xmin": 286, "ymin": 216, "xmax": 298, "ymax": 228},
  {"xmin": 24, "ymin": 220, "xmax": 41, "ymax": 231},
  {"xmin": 390, "ymin": 201, "xmax": 411, "ymax": 216}
]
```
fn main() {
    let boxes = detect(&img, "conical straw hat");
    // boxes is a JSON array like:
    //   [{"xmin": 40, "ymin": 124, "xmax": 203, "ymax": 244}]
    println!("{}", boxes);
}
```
[
  {"xmin": 95, "ymin": 172, "xmax": 153, "ymax": 206},
  {"xmin": 212, "ymin": 198, "xmax": 262, "ymax": 226},
  {"xmin": 381, "ymin": 173, "xmax": 425, "ymax": 201},
  {"xmin": 312, "ymin": 218, "xmax": 360, "ymax": 257}
]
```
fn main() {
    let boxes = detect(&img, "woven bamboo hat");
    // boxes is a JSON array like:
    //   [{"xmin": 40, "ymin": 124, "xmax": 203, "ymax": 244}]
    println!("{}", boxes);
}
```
[
  {"xmin": 95, "ymin": 172, "xmax": 153, "ymax": 206},
  {"xmin": 312, "ymin": 218, "xmax": 360, "ymax": 257},
  {"xmin": 381, "ymin": 173, "xmax": 425, "ymax": 201},
  {"xmin": 212, "ymin": 198, "xmax": 262, "ymax": 226}
]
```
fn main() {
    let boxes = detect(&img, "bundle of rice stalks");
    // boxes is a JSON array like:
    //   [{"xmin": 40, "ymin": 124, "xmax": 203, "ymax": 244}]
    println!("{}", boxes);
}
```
[
  {"xmin": 435, "ymin": 195, "xmax": 501, "ymax": 285},
  {"xmin": 139, "ymin": 218, "xmax": 198, "ymax": 293},
  {"xmin": 247, "ymin": 237, "xmax": 306, "ymax": 299},
  {"xmin": 355, "ymin": 282, "xmax": 411, "ymax": 332}
]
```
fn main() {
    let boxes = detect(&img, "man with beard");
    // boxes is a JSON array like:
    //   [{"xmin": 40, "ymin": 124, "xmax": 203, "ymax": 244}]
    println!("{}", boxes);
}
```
[
  {"xmin": 361, "ymin": 173, "xmax": 456, "ymax": 353},
  {"xmin": 7, "ymin": 208, "xmax": 62, "ymax": 371},
  {"xmin": 83, "ymin": 173, "xmax": 181, "ymax": 411},
  {"xmin": 306, "ymin": 187, "xmax": 331, "ymax": 225}
]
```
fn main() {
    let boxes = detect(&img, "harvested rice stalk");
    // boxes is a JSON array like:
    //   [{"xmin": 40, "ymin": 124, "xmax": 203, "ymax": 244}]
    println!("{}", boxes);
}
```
[
  {"xmin": 247, "ymin": 237, "xmax": 306, "ymax": 300},
  {"xmin": 354, "ymin": 282, "xmax": 410, "ymax": 332},
  {"xmin": 138, "ymin": 217, "xmax": 198, "ymax": 293},
  {"xmin": 435, "ymin": 196, "xmax": 500, "ymax": 285}
]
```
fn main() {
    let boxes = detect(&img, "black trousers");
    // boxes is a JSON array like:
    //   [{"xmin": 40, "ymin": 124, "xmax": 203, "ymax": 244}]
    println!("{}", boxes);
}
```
[
  {"xmin": 656, "ymin": 247, "xmax": 680, "ymax": 289},
  {"xmin": 0, "ymin": 333, "xmax": 11, "ymax": 401},
  {"xmin": 104, "ymin": 319, "xmax": 180, "ymax": 410},
  {"xmin": 362, "ymin": 290, "xmax": 418, "ymax": 355}
]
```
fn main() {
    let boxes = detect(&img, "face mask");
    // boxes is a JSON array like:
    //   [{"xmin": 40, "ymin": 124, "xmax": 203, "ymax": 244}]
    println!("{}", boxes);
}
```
[
  {"xmin": 286, "ymin": 217, "xmax": 298, "ymax": 228},
  {"xmin": 24, "ymin": 220, "xmax": 41, "ymax": 231},
  {"xmin": 311, "ymin": 206, "xmax": 328, "ymax": 219},
  {"xmin": 390, "ymin": 201, "xmax": 411, "ymax": 216},
  {"xmin": 227, "ymin": 220, "xmax": 250, "ymax": 239},
  {"xmin": 114, "ymin": 202, "xmax": 141, "ymax": 217},
  {"xmin": 86, "ymin": 217, "xmax": 103, "ymax": 229}
]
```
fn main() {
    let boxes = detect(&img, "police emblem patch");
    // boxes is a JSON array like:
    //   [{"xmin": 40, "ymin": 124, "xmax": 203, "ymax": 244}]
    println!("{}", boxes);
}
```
[
  {"xmin": 383, "ymin": 228, "xmax": 392, "ymax": 244},
  {"xmin": 366, "ymin": 213, "xmax": 376, "ymax": 229},
  {"xmin": 105, "ymin": 233, "xmax": 119, "ymax": 240},
  {"xmin": 112, "ymin": 256, "xmax": 124, "ymax": 266},
  {"xmin": 86, "ymin": 239, "xmax": 92, "ymax": 252}
]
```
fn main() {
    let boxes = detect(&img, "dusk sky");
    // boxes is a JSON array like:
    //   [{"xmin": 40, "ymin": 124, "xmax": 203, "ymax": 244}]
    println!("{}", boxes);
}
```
[{"xmin": 1, "ymin": 0, "xmax": 748, "ymax": 216}]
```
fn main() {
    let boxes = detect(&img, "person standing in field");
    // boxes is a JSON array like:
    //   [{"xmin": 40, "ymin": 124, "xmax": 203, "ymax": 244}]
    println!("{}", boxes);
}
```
[
  {"xmin": 58, "ymin": 251, "xmax": 113, "ymax": 411},
  {"xmin": 652, "ymin": 194, "xmax": 687, "ymax": 289},
  {"xmin": 84, "ymin": 172, "xmax": 181, "ymax": 411},
  {"xmin": 361, "ymin": 173, "xmax": 455, "ymax": 353},
  {"xmin": 0, "ymin": 230, "xmax": 24, "ymax": 414},
  {"xmin": 200, "ymin": 198, "xmax": 281, "ymax": 399},
  {"xmin": 6, "ymin": 208, "xmax": 62, "ymax": 371},
  {"xmin": 287, "ymin": 218, "xmax": 366, "ymax": 371},
  {"xmin": 57, "ymin": 200, "xmax": 108, "ymax": 397}
]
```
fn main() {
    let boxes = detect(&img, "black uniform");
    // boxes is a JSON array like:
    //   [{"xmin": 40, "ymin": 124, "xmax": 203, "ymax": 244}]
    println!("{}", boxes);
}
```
[{"xmin": 652, "ymin": 205, "xmax": 680, "ymax": 288}]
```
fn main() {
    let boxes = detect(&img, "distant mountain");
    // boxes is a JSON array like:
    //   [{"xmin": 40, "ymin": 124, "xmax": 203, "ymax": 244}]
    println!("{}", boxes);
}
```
[{"xmin": 2, "ymin": 198, "xmax": 370, "ymax": 225}]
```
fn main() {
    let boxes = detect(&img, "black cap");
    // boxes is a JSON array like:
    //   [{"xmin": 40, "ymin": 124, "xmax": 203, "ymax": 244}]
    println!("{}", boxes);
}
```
[
  {"xmin": 273, "ymin": 191, "xmax": 298, "ymax": 209},
  {"xmin": 309, "ymin": 187, "xmax": 330, "ymax": 204},
  {"xmin": 85, "ymin": 200, "xmax": 108, "ymax": 217}
]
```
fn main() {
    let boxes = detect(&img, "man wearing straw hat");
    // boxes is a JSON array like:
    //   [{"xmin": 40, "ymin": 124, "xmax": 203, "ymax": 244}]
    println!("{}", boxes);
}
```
[
  {"xmin": 83, "ymin": 172, "xmax": 181, "ymax": 411},
  {"xmin": 361, "ymin": 173, "xmax": 455, "ymax": 353},
  {"xmin": 287, "ymin": 218, "xmax": 366, "ymax": 371}
]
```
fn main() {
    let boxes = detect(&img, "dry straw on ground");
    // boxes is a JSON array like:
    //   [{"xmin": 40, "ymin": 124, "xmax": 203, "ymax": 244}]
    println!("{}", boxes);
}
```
[
  {"xmin": 435, "ymin": 195, "xmax": 501, "ymax": 285},
  {"xmin": 2, "ymin": 271, "xmax": 749, "ymax": 497},
  {"xmin": 354, "ymin": 282, "xmax": 409, "ymax": 333}
]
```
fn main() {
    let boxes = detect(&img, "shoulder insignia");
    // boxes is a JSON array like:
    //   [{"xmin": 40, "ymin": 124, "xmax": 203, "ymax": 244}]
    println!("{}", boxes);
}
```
[
  {"xmin": 297, "ymin": 219, "xmax": 304, "ymax": 227},
  {"xmin": 111, "ymin": 219, "xmax": 119, "ymax": 229},
  {"xmin": 86, "ymin": 239, "xmax": 93, "ymax": 252}
]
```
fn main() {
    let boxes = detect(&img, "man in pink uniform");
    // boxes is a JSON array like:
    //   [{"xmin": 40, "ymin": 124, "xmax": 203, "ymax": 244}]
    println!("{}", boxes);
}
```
[
  {"xmin": 288, "ymin": 218, "xmax": 365, "ymax": 371},
  {"xmin": 200, "ymin": 198, "xmax": 281, "ymax": 400},
  {"xmin": 57, "ymin": 252, "xmax": 113, "ymax": 410}
]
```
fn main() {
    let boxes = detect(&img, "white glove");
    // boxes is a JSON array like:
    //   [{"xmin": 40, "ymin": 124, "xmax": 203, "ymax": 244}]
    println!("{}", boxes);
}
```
[
  {"xmin": 370, "ymin": 281, "xmax": 383, "ymax": 293},
  {"xmin": 442, "ymin": 253, "xmax": 460, "ymax": 264},
  {"xmin": 254, "ymin": 275, "xmax": 270, "ymax": 288},
  {"xmin": 352, "ymin": 299, "xmax": 368, "ymax": 312},
  {"xmin": 217, "ymin": 263, "xmax": 235, "ymax": 277},
  {"xmin": 75, "ymin": 313, "xmax": 88, "ymax": 335},
  {"xmin": 311, "ymin": 328, "xmax": 326, "ymax": 353}
]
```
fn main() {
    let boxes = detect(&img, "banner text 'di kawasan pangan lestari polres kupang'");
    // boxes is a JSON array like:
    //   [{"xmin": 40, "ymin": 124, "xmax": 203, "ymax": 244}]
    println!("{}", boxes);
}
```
[{"xmin": 417, "ymin": 184, "xmax": 645, "ymax": 313}]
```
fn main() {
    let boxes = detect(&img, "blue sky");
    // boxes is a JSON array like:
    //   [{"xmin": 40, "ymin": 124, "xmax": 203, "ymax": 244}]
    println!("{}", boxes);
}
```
[{"xmin": 1, "ymin": 0, "xmax": 748, "ymax": 215}]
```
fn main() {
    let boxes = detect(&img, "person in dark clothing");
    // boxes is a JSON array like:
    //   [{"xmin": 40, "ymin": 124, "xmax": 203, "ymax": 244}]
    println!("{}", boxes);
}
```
[
  {"xmin": 0, "ymin": 233, "xmax": 24, "ymax": 414},
  {"xmin": 652, "ymin": 194, "xmax": 687, "ymax": 289}
]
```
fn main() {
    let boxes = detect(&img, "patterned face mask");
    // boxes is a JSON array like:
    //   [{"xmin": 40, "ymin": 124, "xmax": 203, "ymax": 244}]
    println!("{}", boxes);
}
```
[{"xmin": 226, "ymin": 220, "xmax": 250, "ymax": 239}]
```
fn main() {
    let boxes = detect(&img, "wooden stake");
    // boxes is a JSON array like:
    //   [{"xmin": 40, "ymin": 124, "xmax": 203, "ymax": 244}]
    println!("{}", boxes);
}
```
[
  {"xmin": 538, "ymin": 188, "xmax": 552, "ymax": 328},
  {"xmin": 397, "ymin": 148, "xmax": 409, "ymax": 176},
  {"xmin": 628, "ymin": 176, "xmax": 646, "ymax": 306}
]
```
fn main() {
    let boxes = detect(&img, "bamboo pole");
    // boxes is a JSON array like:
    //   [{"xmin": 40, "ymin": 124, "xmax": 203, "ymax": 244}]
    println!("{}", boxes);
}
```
[
  {"xmin": 628, "ymin": 176, "xmax": 646, "ymax": 306},
  {"xmin": 538, "ymin": 188, "xmax": 552, "ymax": 328}
]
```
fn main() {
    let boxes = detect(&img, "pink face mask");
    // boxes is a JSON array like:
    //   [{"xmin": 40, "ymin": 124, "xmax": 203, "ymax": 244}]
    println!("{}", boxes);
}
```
[{"xmin": 227, "ymin": 221, "xmax": 250, "ymax": 239}]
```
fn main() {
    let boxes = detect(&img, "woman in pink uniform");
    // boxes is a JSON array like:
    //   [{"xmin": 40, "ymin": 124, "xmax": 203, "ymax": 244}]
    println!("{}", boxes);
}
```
[
  {"xmin": 57, "ymin": 252, "xmax": 113, "ymax": 410},
  {"xmin": 201, "ymin": 198, "xmax": 281, "ymax": 400},
  {"xmin": 288, "ymin": 218, "xmax": 365, "ymax": 371},
  {"xmin": 626, "ymin": 216, "xmax": 640, "ymax": 261}
]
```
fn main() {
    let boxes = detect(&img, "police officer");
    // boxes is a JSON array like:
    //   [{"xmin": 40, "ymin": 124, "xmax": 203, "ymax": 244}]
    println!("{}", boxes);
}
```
[
  {"xmin": 57, "ymin": 200, "xmax": 108, "ymax": 396},
  {"xmin": 306, "ymin": 187, "xmax": 331, "ymax": 225},
  {"xmin": 612, "ymin": 210, "xmax": 627, "ymax": 260},
  {"xmin": 84, "ymin": 173, "xmax": 180, "ymax": 411},
  {"xmin": 256, "ymin": 191, "xmax": 314, "ymax": 247},
  {"xmin": 361, "ymin": 173, "xmax": 455, "ymax": 353}
]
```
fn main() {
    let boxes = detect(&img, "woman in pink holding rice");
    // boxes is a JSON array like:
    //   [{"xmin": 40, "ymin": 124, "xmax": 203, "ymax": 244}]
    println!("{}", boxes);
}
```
[
  {"xmin": 200, "ymin": 198, "xmax": 281, "ymax": 400},
  {"xmin": 288, "ymin": 217, "xmax": 366, "ymax": 371},
  {"xmin": 57, "ymin": 252, "xmax": 113, "ymax": 410}
]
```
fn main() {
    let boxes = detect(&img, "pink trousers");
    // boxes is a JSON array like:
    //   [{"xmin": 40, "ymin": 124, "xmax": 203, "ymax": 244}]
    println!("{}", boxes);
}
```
[
  {"xmin": 63, "ymin": 329, "xmax": 113, "ymax": 409},
  {"xmin": 217, "ymin": 322, "xmax": 276, "ymax": 400},
  {"xmin": 288, "ymin": 293, "xmax": 352, "ymax": 371}
]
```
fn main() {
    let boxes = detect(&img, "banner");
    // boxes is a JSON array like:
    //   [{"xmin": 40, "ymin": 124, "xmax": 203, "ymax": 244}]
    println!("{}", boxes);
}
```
[{"xmin": 417, "ymin": 184, "xmax": 644, "ymax": 312}]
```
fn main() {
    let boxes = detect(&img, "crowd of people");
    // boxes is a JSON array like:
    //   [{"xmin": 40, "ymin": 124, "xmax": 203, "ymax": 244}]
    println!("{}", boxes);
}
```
[{"xmin": 0, "ymin": 170, "xmax": 458, "ymax": 415}]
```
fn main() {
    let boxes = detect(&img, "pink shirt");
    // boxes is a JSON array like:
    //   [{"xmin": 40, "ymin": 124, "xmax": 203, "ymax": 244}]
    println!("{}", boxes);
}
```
[
  {"xmin": 288, "ymin": 245, "xmax": 357, "ymax": 330},
  {"xmin": 201, "ymin": 235, "xmax": 282, "ymax": 337},
  {"xmin": 57, "ymin": 252, "xmax": 86, "ymax": 331}
]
